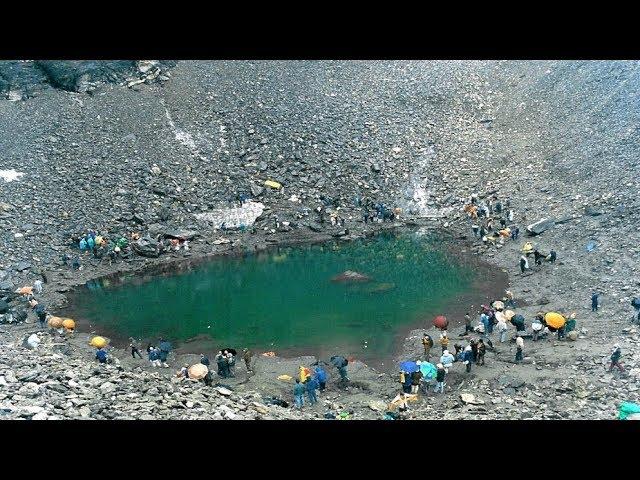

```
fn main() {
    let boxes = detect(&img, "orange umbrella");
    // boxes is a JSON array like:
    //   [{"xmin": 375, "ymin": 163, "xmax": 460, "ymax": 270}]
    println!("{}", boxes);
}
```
[
  {"xmin": 16, "ymin": 286, "xmax": 33, "ymax": 295},
  {"xmin": 433, "ymin": 315, "xmax": 448, "ymax": 329},
  {"xmin": 188, "ymin": 363, "xmax": 208, "ymax": 380},
  {"xmin": 544, "ymin": 312, "xmax": 566, "ymax": 329},
  {"xmin": 48, "ymin": 316, "xmax": 64, "ymax": 329},
  {"xmin": 62, "ymin": 318, "xmax": 76, "ymax": 331}
]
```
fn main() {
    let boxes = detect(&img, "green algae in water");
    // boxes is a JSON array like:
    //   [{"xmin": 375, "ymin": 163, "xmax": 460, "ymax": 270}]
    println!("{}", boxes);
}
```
[{"xmin": 71, "ymin": 234, "xmax": 476, "ymax": 359}]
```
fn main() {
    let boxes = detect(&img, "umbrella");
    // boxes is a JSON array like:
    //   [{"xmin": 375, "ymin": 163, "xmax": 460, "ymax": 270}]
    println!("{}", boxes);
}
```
[
  {"xmin": 16, "ymin": 286, "xmax": 33, "ymax": 295},
  {"xmin": 48, "ymin": 316, "xmax": 64, "ymax": 329},
  {"xmin": 522, "ymin": 242, "xmax": 534, "ymax": 253},
  {"xmin": 62, "ymin": 318, "xmax": 75, "ymax": 331},
  {"xmin": 159, "ymin": 341, "xmax": 172, "ymax": 352},
  {"xmin": 545, "ymin": 312, "xmax": 566, "ymax": 329},
  {"xmin": 419, "ymin": 362, "xmax": 437, "ymax": 379},
  {"xmin": 90, "ymin": 336, "xmax": 107, "ymax": 348},
  {"xmin": 399, "ymin": 361, "xmax": 419, "ymax": 373},
  {"xmin": 432, "ymin": 315, "xmax": 448, "ymax": 329},
  {"xmin": 222, "ymin": 348, "xmax": 237, "ymax": 356},
  {"xmin": 504, "ymin": 310, "xmax": 516, "ymax": 321},
  {"xmin": 492, "ymin": 300, "xmax": 505, "ymax": 310},
  {"xmin": 188, "ymin": 363, "xmax": 208, "ymax": 380},
  {"xmin": 512, "ymin": 314, "xmax": 525, "ymax": 324},
  {"xmin": 494, "ymin": 311, "xmax": 507, "ymax": 323}
]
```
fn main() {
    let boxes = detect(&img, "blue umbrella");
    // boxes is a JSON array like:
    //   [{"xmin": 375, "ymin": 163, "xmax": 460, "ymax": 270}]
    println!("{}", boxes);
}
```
[
  {"xmin": 419, "ymin": 362, "xmax": 437, "ymax": 379},
  {"xmin": 159, "ymin": 341, "xmax": 172, "ymax": 353},
  {"xmin": 399, "ymin": 361, "xmax": 419, "ymax": 373}
]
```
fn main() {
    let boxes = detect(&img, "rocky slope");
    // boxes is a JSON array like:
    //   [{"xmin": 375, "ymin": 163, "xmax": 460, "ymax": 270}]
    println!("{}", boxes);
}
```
[{"xmin": 1, "ymin": 60, "xmax": 639, "ymax": 420}]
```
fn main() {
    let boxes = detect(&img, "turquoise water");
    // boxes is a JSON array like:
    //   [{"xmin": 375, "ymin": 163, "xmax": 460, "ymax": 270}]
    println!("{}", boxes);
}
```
[{"xmin": 68, "ymin": 233, "xmax": 478, "ymax": 362}]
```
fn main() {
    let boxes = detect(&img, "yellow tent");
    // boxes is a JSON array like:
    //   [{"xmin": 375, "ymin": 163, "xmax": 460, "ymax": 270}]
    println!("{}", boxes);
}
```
[
  {"xmin": 545, "ymin": 312, "xmax": 566, "ymax": 329},
  {"xmin": 264, "ymin": 180, "xmax": 282, "ymax": 189},
  {"xmin": 90, "ymin": 336, "xmax": 107, "ymax": 348}
]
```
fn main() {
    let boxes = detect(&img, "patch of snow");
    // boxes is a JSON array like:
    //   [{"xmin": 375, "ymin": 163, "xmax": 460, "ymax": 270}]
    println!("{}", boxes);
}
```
[{"xmin": 0, "ymin": 169, "xmax": 24, "ymax": 182}]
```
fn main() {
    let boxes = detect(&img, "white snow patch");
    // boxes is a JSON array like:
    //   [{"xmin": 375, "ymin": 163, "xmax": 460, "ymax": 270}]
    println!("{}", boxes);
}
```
[
  {"xmin": 195, "ymin": 201, "xmax": 265, "ymax": 230},
  {"xmin": 0, "ymin": 169, "xmax": 24, "ymax": 182}
]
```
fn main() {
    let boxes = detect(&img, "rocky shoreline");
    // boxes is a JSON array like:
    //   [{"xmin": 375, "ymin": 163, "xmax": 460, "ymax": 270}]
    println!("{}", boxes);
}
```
[{"xmin": 2, "ymin": 60, "xmax": 639, "ymax": 420}]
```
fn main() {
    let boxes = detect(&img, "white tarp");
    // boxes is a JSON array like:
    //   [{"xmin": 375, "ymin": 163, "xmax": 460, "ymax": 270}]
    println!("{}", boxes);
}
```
[
  {"xmin": 195, "ymin": 201, "xmax": 265, "ymax": 230},
  {"xmin": 0, "ymin": 169, "xmax": 24, "ymax": 182}
]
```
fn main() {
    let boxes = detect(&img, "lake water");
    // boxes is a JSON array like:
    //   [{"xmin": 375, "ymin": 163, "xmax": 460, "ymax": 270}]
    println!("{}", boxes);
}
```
[{"xmin": 67, "ymin": 233, "xmax": 484, "ymax": 366}]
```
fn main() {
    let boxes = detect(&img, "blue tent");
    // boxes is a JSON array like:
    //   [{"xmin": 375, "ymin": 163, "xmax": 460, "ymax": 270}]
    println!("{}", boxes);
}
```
[{"xmin": 399, "ymin": 361, "xmax": 419, "ymax": 373}]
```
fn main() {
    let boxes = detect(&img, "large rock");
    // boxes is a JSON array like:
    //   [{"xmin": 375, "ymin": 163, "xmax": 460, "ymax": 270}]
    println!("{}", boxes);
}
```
[
  {"xmin": 195, "ymin": 201, "xmax": 265, "ymax": 230},
  {"xmin": 131, "ymin": 237, "xmax": 160, "ymax": 258},
  {"xmin": 526, "ymin": 218, "xmax": 555, "ymax": 236}
]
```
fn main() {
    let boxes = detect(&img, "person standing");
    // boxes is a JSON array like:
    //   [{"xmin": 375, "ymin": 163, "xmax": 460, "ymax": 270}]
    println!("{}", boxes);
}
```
[
  {"xmin": 242, "ymin": 348, "xmax": 254, "ymax": 372},
  {"xmin": 472, "ymin": 225, "xmax": 480, "ymax": 238},
  {"xmin": 515, "ymin": 335, "xmax": 524, "ymax": 363},
  {"xmin": 440, "ymin": 350, "xmax": 455, "ymax": 373},
  {"xmin": 609, "ymin": 345, "xmax": 623, "ymax": 372},
  {"xmin": 531, "ymin": 318, "xmax": 543, "ymax": 342},
  {"xmin": 434, "ymin": 364, "xmax": 446, "ymax": 393},
  {"xmin": 421, "ymin": 333, "xmax": 434, "ymax": 359},
  {"xmin": 439, "ymin": 330, "xmax": 449, "ymax": 354},
  {"xmin": 476, "ymin": 339, "xmax": 486, "ymax": 366},
  {"xmin": 293, "ymin": 379, "xmax": 305, "ymax": 409},
  {"xmin": 216, "ymin": 351, "xmax": 228, "ymax": 378},
  {"xmin": 33, "ymin": 279, "xmax": 43, "ymax": 295},
  {"xmin": 497, "ymin": 317, "xmax": 508, "ymax": 343},
  {"xmin": 314, "ymin": 365, "xmax": 327, "ymax": 392},
  {"xmin": 200, "ymin": 353, "xmax": 210, "ymax": 367},
  {"xmin": 129, "ymin": 337, "xmax": 143, "ymax": 359},
  {"xmin": 306, "ymin": 376, "xmax": 318, "ymax": 405},
  {"xmin": 549, "ymin": 250, "xmax": 557, "ymax": 263},
  {"xmin": 519, "ymin": 255, "xmax": 529, "ymax": 274},
  {"xmin": 592, "ymin": 292, "xmax": 600, "ymax": 312},
  {"xmin": 410, "ymin": 369, "xmax": 423, "ymax": 394},
  {"xmin": 225, "ymin": 350, "xmax": 235, "ymax": 377},
  {"xmin": 464, "ymin": 313, "xmax": 473, "ymax": 334},
  {"xmin": 463, "ymin": 345, "xmax": 473, "ymax": 373}
]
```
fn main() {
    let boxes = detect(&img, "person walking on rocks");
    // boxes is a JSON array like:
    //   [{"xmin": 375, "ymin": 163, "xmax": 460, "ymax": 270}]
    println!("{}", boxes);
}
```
[
  {"xmin": 515, "ymin": 335, "xmax": 524, "ymax": 363},
  {"xmin": 129, "ymin": 337, "xmax": 143, "ymax": 359},
  {"xmin": 519, "ymin": 255, "xmax": 529, "ymax": 274},
  {"xmin": 608, "ymin": 345, "xmax": 623, "ymax": 372},
  {"xmin": 592, "ymin": 292, "xmax": 600, "ymax": 312},
  {"xmin": 434, "ymin": 364, "xmax": 446, "ymax": 393},
  {"xmin": 294, "ymin": 379, "xmax": 305, "ymax": 409},
  {"xmin": 439, "ymin": 330, "xmax": 449, "ymax": 354},
  {"xmin": 242, "ymin": 348, "xmax": 253, "ymax": 372},
  {"xmin": 422, "ymin": 333, "xmax": 434, "ymax": 359},
  {"xmin": 476, "ymin": 339, "xmax": 486, "ymax": 366}
]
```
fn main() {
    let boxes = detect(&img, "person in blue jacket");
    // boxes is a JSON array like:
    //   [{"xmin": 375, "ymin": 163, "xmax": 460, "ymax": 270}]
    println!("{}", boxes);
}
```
[
  {"xmin": 305, "ymin": 377, "xmax": 318, "ymax": 405},
  {"xmin": 96, "ymin": 348, "xmax": 108, "ymax": 364},
  {"xmin": 462, "ymin": 345, "xmax": 473, "ymax": 373},
  {"xmin": 314, "ymin": 366, "xmax": 327, "ymax": 392},
  {"xmin": 293, "ymin": 379, "xmax": 305, "ymax": 409}
]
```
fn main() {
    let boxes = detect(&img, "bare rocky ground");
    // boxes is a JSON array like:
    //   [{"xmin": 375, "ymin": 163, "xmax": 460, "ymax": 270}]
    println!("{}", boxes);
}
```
[{"xmin": 1, "ymin": 60, "xmax": 639, "ymax": 420}]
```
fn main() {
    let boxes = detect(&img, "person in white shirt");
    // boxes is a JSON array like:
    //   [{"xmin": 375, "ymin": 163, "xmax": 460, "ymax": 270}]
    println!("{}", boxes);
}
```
[{"xmin": 515, "ymin": 335, "xmax": 524, "ymax": 363}]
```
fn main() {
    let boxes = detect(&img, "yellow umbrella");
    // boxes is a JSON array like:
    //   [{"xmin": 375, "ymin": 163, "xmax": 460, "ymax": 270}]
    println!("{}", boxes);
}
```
[
  {"xmin": 492, "ymin": 300, "xmax": 505, "ymax": 310},
  {"xmin": 188, "ymin": 363, "xmax": 208, "ymax": 380},
  {"xmin": 90, "ymin": 336, "xmax": 107, "ymax": 348},
  {"xmin": 545, "ymin": 312, "xmax": 566, "ymax": 329},
  {"xmin": 48, "ymin": 316, "xmax": 64, "ymax": 329},
  {"xmin": 494, "ymin": 311, "xmax": 507, "ymax": 323},
  {"xmin": 62, "ymin": 318, "xmax": 76, "ymax": 331},
  {"xmin": 522, "ymin": 242, "xmax": 534, "ymax": 253},
  {"xmin": 504, "ymin": 310, "xmax": 516, "ymax": 321}
]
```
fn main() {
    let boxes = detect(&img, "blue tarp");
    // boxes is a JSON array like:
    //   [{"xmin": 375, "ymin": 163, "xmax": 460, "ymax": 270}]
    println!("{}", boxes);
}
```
[{"xmin": 419, "ymin": 362, "xmax": 437, "ymax": 379}]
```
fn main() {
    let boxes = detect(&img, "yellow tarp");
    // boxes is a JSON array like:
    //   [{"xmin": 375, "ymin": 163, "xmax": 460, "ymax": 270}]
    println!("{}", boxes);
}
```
[
  {"xmin": 277, "ymin": 374, "xmax": 293, "ymax": 381},
  {"xmin": 264, "ymin": 180, "xmax": 282, "ymax": 189}
]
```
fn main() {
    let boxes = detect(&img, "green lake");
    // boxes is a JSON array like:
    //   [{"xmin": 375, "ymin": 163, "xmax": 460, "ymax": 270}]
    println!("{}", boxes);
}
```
[{"xmin": 67, "ymin": 233, "xmax": 484, "ymax": 366}]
